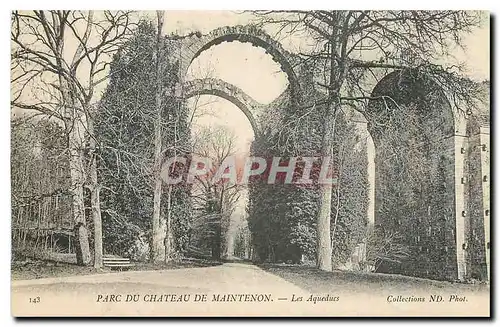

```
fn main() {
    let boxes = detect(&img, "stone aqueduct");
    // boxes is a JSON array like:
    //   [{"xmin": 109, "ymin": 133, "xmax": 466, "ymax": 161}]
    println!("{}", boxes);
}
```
[{"xmin": 164, "ymin": 25, "xmax": 490, "ymax": 281}]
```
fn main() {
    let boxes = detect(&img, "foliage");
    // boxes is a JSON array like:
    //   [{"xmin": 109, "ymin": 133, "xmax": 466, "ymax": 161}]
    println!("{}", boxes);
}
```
[
  {"xmin": 330, "ymin": 115, "xmax": 369, "ymax": 266},
  {"xmin": 248, "ymin": 93, "xmax": 369, "ymax": 265},
  {"xmin": 364, "ymin": 227, "xmax": 410, "ymax": 273},
  {"xmin": 11, "ymin": 119, "xmax": 74, "ymax": 233},
  {"xmin": 97, "ymin": 20, "xmax": 191, "ymax": 258},
  {"xmin": 367, "ymin": 71, "xmax": 457, "ymax": 279},
  {"xmin": 11, "ymin": 119, "xmax": 71, "ymax": 201}
]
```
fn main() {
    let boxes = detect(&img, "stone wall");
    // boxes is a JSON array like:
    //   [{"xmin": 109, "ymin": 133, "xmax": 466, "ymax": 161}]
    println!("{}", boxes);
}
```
[{"xmin": 465, "ymin": 118, "xmax": 490, "ymax": 281}]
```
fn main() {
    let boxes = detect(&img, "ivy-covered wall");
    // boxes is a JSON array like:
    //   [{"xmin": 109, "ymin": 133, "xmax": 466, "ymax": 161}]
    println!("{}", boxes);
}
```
[
  {"xmin": 97, "ymin": 22, "xmax": 192, "ymax": 259},
  {"xmin": 367, "ymin": 70, "xmax": 459, "ymax": 281},
  {"xmin": 247, "ymin": 74, "xmax": 369, "ymax": 267}
]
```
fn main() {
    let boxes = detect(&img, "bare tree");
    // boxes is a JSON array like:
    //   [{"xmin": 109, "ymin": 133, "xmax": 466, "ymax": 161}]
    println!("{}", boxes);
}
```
[
  {"xmin": 11, "ymin": 10, "xmax": 136, "ymax": 266},
  {"xmin": 253, "ymin": 10, "xmax": 486, "ymax": 271},
  {"xmin": 151, "ymin": 10, "xmax": 166, "ymax": 263},
  {"xmin": 363, "ymin": 226, "xmax": 410, "ymax": 272}
]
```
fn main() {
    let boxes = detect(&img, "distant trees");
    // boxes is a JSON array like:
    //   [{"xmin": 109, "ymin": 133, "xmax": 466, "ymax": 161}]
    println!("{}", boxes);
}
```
[
  {"xmin": 11, "ymin": 119, "xmax": 73, "ymax": 244},
  {"xmin": 190, "ymin": 126, "xmax": 243, "ymax": 260},
  {"xmin": 233, "ymin": 222, "xmax": 252, "ymax": 260},
  {"xmin": 364, "ymin": 227, "xmax": 410, "ymax": 273}
]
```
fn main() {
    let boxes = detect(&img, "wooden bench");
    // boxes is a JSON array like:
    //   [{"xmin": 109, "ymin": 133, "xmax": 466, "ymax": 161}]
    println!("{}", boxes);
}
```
[{"xmin": 103, "ymin": 255, "xmax": 135, "ymax": 270}]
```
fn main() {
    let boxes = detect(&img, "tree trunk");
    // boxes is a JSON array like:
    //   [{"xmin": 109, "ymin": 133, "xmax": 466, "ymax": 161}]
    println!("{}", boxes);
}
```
[
  {"xmin": 317, "ymin": 183, "xmax": 333, "ymax": 271},
  {"xmin": 220, "ymin": 213, "xmax": 233, "ymax": 260},
  {"xmin": 68, "ymin": 118, "xmax": 91, "ymax": 266},
  {"xmin": 316, "ymin": 98, "xmax": 339, "ymax": 271},
  {"xmin": 211, "ymin": 237, "xmax": 221, "ymax": 261},
  {"xmin": 151, "ymin": 157, "xmax": 165, "ymax": 263},
  {"xmin": 88, "ymin": 118, "xmax": 103, "ymax": 269},
  {"xmin": 331, "ymin": 146, "xmax": 344, "ymax": 244},
  {"xmin": 223, "ymin": 231, "xmax": 234, "ymax": 259},
  {"xmin": 211, "ymin": 221, "xmax": 222, "ymax": 261},
  {"xmin": 151, "ymin": 10, "xmax": 165, "ymax": 263},
  {"xmin": 164, "ymin": 185, "xmax": 175, "ymax": 262}
]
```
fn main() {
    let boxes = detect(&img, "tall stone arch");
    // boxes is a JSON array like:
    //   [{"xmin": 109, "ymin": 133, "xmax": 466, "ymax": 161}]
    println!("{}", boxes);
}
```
[{"xmin": 174, "ymin": 25, "xmax": 302, "ymax": 95}]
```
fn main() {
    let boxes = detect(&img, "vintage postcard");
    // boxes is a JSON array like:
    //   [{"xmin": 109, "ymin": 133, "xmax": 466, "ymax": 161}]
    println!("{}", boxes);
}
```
[{"xmin": 10, "ymin": 10, "xmax": 490, "ymax": 317}]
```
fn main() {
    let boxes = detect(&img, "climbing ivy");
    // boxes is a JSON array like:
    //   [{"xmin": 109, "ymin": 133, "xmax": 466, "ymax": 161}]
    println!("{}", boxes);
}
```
[
  {"xmin": 248, "ymin": 88, "xmax": 369, "ymax": 266},
  {"xmin": 96, "ymin": 20, "xmax": 191, "ymax": 259}
]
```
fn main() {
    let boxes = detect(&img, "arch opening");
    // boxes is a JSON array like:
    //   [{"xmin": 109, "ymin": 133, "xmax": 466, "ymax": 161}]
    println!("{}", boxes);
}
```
[
  {"xmin": 184, "ymin": 78, "xmax": 262, "ymax": 136},
  {"xmin": 180, "ymin": 25, "xmax": 300, "ymax": 99},
  {"xmin": 186, "ymin": 42, "xmax": 289, "ymax": 104},
  {"xmin": 365, "ymin": 70, "xmax": 456, "ymax": 281},
  {"xmin": 187, "ymin": 94, "xmax": 254, "ymax": 261},
  {"xmin": 190, "ymin": 34, "xmax": 296, "ymax": 87}
]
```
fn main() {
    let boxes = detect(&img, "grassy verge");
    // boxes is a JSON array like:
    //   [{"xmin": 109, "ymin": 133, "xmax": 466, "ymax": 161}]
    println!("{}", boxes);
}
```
[
  {"xmin": 259, "ymin": 264, "xmax": 489, "ymax": 294},
  {"xmin": 11, "ymin": 256, "xmax": 221, "ymax": 281}
]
